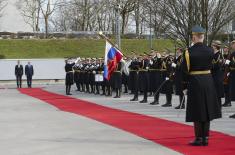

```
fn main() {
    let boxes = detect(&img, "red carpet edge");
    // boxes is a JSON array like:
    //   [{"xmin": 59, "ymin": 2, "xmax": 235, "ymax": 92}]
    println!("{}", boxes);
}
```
[{"xmin": 19, "ymin": 88, "xmax": 235, "ymax": 155}]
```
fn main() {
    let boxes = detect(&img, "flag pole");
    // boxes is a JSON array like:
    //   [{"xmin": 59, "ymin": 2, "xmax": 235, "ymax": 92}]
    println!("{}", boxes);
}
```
[{"xmin": 98, "ymin": 31, "xmax": 126, "ymax": 57}]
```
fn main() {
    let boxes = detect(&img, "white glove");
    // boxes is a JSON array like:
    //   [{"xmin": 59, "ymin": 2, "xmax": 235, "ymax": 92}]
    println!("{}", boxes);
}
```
[
  {"xmin": 165, "ymin": 77, "xmax": 170, "ymax": 81},
  {"xmin": 183, "ymin": 89, "xmax": 187, "ymax": 95},
  {"xmin": 225, "ymin": 60, "xmax": 231, "ymax": 65},
  {"xmin": 146, "ymin": 67, "xmax": 149, "ymax": 70},
  {"xmin": 171, "ymin": 63, "xmax": 177, "ymax": 68},
  {"xmin": 149, "ymin": 60, "xmax": 153, "ymax": 65},
  {"xmin": 227, "ymin": 73, "xmax": 230, "ymax": 77},
  {"xmin": 92, "ymin": 71, "xmax": 96, "ymax": 74},
  {"xmin": 101, "ymin": 71, "xmax": 104, "ymax": 74}
]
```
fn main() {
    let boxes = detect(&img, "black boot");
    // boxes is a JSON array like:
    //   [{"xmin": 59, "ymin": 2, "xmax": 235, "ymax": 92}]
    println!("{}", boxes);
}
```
[
  {"xmin": 229, "ymin": 114, "xmax": 235, "ymax": 118},
  {"xmin": 67, "ymin": 85, "xmax": 72, "ymax": 95},
  {"xmin": 114, "ymin": 89, "xmax": 120, "ymax": 98},
  {"xmin": 140, "ymin": 92, "xmax": 148, "ymax": 103},
  {"xmin": 124, "ymin": 85, "xmax": 128, "ymax": 93},
  {"xmin": 175, "ymin": 94, "xmax": 185, "ymax": 109},
  {"xmin": 162, "ymin": 94, "xmax": 172, "ymax": 107},
  {"xmin": 202, "ymin": 122, "xmax": 210, "ymax": 146},
  {"xmin": 150, "ymin": 93, "xmax": 159, "ymax": 105},
  {"xmin": 66, "ymin": 85, "xmax": 68, "ymax": 95},
  {"xmin": 130, "ymin": 91, "xmax": 138, "ymax": 101},
  {"xmin": 189, "ymin": 122, "xmax": 208, "ymax": 146},
  {"xmin": 222, "ymin": 102, "xmax": 232, "ymax": 107}
]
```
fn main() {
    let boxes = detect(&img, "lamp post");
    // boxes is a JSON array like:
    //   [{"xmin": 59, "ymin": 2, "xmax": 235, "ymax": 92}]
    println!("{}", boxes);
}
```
[
  {"xmin": 150, "ymin": 7, "xmax": 153, "ymax": 49},
  {"xmin": 115, "ymin": 2, "xmax": 121, "ymax": 48}
]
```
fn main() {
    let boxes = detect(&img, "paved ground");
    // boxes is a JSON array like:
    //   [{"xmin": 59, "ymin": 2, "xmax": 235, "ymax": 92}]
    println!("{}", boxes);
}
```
[{"xmin": 0, "ymin": 84, "xmax": 235, "ymax": 155}]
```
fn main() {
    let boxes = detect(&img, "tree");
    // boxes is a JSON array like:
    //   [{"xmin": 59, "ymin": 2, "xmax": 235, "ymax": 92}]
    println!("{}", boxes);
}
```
[
  {"xmin": 160, "ymin": 0, "xmax": 235, "ymax": 47},
  {"xmin": 16, "ymin": 0, "xmax": 41, "ymax": 32}
]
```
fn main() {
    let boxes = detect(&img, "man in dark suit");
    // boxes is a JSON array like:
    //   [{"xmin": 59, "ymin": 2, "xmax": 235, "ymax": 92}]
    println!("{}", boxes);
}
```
[
  {"xmin": 15, "ymin": 60, "xmax": 23, "ymax": 88},
  {"xmin": 25, "ymin": 61, "xmax": 34, "ymax": 88}
]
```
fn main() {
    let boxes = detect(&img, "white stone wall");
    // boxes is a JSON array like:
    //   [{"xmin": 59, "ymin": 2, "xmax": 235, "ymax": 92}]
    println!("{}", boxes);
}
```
[{"xmin": 0, "ymin": 59, "xmax": 65, "ymax": 80}]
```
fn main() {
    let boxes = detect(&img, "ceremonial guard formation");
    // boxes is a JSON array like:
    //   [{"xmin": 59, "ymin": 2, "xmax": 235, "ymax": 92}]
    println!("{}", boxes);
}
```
[{"xmin": 64, "ymin": 27, "xmax": 235, "ymax": 123}]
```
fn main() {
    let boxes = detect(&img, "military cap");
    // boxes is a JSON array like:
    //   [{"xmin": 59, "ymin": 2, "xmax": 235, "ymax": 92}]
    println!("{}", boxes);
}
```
[
  {"xmin": 231, "ymin": 40, "xmax": 235, "ymax": 44},
  {"xmin": 192, "ymin": 25, "xmax": 206, "ymax": 34}
]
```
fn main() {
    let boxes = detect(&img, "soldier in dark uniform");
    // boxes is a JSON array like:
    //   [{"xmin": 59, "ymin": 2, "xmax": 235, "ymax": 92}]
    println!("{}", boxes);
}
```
[
  {"xmin": 122, "ymin": 57, "xmax": 129, "ymax": 94},
  {"xmin": 211, "ymin": 40, "xmax": 224, "ymax": 108},
  {"xmin": 89, "ymin": 59, "xmax": 96, "ymax": 94},
  {"xmin": 15, "ymin": 60, "xmax": 24, "ymax": 88},
  {"xmin": 149, "ymin": 52, "xmax": 162, "ymax": 105},
  {"xmin": 222, "ymin": 45, "xmax": 232, "ymax": 107},
  {"xmin": 112, "ymin": 62, "xmax": 122, "ymax": 98},
  {"xmin": 173, "ymin": 48, "xmax": 185, "ymax": 109},
  {"xmin": 128, "ymin": 52, "xmax": 138, "ymax": 94},
  {"xmin": 73, "ymin": 61, "xmax": 81, "ymax": 91},
  {"xmin": 80, "ymin": 59, "xmax": 85, "ymax": 92},
  {"xmin": 138, "ymin": 54, "xmax": 150, "ymax": 103},
  {"xmin": 182, "ymin": 25, "xmax": 221, "ymax": 146},
  {"xmin": 100, "ymin": 59, "xmax": 106, "ymax": 96},
  {"xmin": 65, "ymin": 59, "xmax": 75, "ymax": 95},
  {"xmin": 228, "ymin": 40, "xmax": 235, "ymax": 118},
  {"xmin": 161, "ymin": 55, "xmax": 174, "ymax": 107},
  {"xmin": 84, "ymin": 59, "xmax": 90, "ymax": 93},
  {"xmin": 129, "ymin": 55, "xmax": 140, "ymax": 101},
  {"xmin": 94, "ymin": 58, "xmax": 103, "ymax": 95}
]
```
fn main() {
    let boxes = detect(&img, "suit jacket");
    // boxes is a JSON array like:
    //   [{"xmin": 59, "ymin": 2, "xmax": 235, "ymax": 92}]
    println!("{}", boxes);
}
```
[
  {"xmin": 15, "ymin": 65, "xmax": 23, "ymax": 76},
  {"xmin": 25, "ymin": 64, "xmax": 34, "ymax": 77}
]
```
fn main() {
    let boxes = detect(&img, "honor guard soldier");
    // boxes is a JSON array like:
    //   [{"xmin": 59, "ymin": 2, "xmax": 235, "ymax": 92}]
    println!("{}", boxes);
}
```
[
  {"xmin": 228, "ymin": 40, "xmax": 235, "ymax": 118},
  {"xmin": 111, "ymin": 62, "xmax": 122, "ymax": 98},
  {"xmin": 73, "ymin": 59, "xmax": 81, "ymax": 91},
  {"xmin": 173, "ymin": 48, "xmax": 186, "ymax": 109},
  {"xmin": 94, "ymin": 58, "xmax": 104, "ymax": 95},
  {"xmin": 129, "ymin": 54, "xmax": 140, "ymax": 101},
  {"xmin": 84, "ymin": 59, "xmax": 90, "ymax": 93},
  {"xmin": 128, "ymin": 52, "xmax": 138, "ymax": 94},
  {"xmin": 182, "ymin": 25, "xmax": 221, "ymax": 146},
  {"xmin": 80, "ymin": 58, "xmax": 86, "ymax": 92},
  {"xmin": 149, "ymin": 52, "xmax": 162, "ymax": 105},
  {"xmin": 65, "ymin": 58, "xmax": 77, "ymax": 95},
  {"xmin": 211, "ymin": 40, "xmax": 224, "ymax": 108},
  {"xmin": 138, "ymin": 54, "xmax": 150, "ymax": 103},
  {"xmin": 222, "ymin": 45, "xmax": 232, "ymax": 107},
  {"xmin": 89, "ymin": 58, "xmax": 96, "ymax": 94},
  {"xmin": 122, "ymin": 57, "xmax": 129, "ymax": 94},
  {"xmin": 161, "ymin": 55, "xmax": 174, "ymax": 107}
]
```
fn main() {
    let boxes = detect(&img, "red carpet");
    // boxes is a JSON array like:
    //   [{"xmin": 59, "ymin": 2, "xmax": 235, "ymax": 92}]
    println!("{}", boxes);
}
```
[{"xmin": 19, "ymin": 88, "xmax": 235, "ymax": 155}]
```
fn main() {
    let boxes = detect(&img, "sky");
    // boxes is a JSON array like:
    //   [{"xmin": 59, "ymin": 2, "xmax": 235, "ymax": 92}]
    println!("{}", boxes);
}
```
[{"xmin": 0, "ymin": 0, "xmax": 32, "ymax": 32}]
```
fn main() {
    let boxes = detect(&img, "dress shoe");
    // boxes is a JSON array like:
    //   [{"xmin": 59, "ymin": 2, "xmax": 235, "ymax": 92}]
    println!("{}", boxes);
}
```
[
  {"xmin": 140, "ymin": 99, "xmax": 147, "ymax": 103},
  {"xmin": 222, "ymin": 102, "xmax": 232, "ymax": 107},
  {"xmin": 175, "ymin": 104, "xmax": 185, "ymax": 109},
  {"xmin": 130, "ymin": 98, "xmax": 138, "ymax": 101},
  {"xmin": 189, "ymin": 137, "xmax": 208, "ymax": 146},
  {"xmin": 162, "ymin": 103, "xmax": 172, "ymax": 107},
  {"xmin": 229, "ymin": 114, "xmax": 235, "ymax": 118},
  {"xmin": 150, "ymin": 101, "xmax": 159, "ymax": 105}
]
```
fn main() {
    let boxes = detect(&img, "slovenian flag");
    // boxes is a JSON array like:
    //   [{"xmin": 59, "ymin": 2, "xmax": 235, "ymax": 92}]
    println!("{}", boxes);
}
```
[{"xmin": 104, "ymin": 41, "xmax": 123, "ymax": 80}]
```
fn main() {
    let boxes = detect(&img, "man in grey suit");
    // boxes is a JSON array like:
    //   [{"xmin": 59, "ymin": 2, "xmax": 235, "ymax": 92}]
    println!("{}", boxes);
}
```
[{"xmin": 25, "ymin": 61, "xmax": 34, "ymax": 88}]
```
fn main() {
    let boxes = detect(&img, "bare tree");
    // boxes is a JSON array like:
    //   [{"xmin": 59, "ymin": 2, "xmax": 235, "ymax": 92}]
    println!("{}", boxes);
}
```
[
  {"xmin": 16, "ymin": 0, "xmax": 41, "ymax": 32},
  {"xmin": 40, "ymin": 0, "xmax": 63, "ymax": 37},
  {"xmin": 0, "ymin": 0, "xmax": 6, "ymax": 17},
  {"xmin": 160, "ymin": 0, "xmax": 235, "ymax": 47}
]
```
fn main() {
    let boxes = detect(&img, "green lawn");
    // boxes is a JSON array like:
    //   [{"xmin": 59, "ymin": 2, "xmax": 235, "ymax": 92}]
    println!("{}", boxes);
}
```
[{"xmin": 0, "ymin": 39, "xmax": 175, "ymax": 59}]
